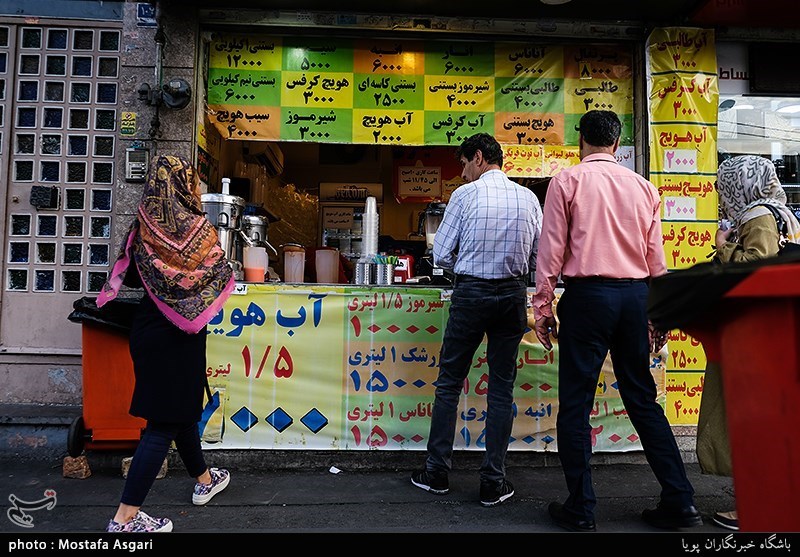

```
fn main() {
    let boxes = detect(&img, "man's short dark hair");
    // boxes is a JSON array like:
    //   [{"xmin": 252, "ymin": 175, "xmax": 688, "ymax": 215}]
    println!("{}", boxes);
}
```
[
  {"xmin": 456, "ymin": 133, "xmax": 503, "ymax": 166},
  {"xmin": 578, "ymin": 110, "xmax": 622, "ymax": 147}
]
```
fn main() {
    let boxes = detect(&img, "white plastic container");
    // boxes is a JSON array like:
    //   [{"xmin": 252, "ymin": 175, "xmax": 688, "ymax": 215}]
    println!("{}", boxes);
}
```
[
  {"xmin": 283, "ymin": 248, "xmax": 306, "ymax": 283},
  {"xmin": 315, "ymin": 248, "xmax": 339, "ymax": 283},
  {"xmin": 243, "ymin": 246, "xmax": 267, "ymax": 282}
]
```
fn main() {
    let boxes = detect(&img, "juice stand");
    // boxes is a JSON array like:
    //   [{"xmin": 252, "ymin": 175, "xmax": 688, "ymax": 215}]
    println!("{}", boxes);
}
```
[{"xmin": 199, "ymin": 282, "xmax": 667, "ymax": 455}]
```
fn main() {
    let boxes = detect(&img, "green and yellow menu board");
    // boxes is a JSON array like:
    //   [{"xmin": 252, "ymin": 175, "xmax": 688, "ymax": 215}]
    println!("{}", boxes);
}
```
[{"xmin": 206, "ymin": 35, "xmax": 634, "ymax": 173}]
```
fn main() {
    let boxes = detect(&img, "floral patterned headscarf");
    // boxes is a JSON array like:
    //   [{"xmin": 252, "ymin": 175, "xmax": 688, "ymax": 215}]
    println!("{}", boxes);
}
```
[
  {"xmin": 717, "ymin": 155, "xmax": 800, "ymax": 243},
  {"xmin": 98, "ymin": 155, "xmax": 234, "ymax": 333}
]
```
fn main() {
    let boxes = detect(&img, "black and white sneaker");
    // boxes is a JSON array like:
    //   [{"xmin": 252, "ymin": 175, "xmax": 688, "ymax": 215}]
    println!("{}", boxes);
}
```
[
  {"xmin": 480, "ymin": 479, "xmax": 514, "ymax": 507},
  {"xmin": 411, "ymin": 469, "xmax": 449, "ymax": 495},
  {"xmin": 712, "ymin": 511, "xmax": 739, "ymax": 531}
]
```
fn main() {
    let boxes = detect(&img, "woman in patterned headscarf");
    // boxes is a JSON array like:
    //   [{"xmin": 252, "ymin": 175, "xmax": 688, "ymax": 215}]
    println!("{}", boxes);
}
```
[
  {"xmin": 99, "ymin": 155, "xmax": 235, "ymax": 533},
  {"xmin": 714, "ymin": 154, "xmax": 800, "ymax": 263},
  {"xmin": 702, "ymin": 154, "xmax": 800, "ymax": 532}
]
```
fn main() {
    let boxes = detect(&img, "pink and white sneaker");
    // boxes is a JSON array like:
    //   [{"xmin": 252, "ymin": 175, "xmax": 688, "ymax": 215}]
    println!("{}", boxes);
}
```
[
  {"xmin": 106, "ymin": 510, "xmax": 173, "ymax": 533},
  {"xmin": 192, "ymin": 467, "xmax": 230, "ymax": 506}
]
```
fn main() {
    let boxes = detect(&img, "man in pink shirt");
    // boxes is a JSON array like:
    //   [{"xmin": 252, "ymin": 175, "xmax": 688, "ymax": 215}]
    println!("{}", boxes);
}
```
[{"xmin": 533, "ymin": 110, "xmax": 701, "ymax": 532}]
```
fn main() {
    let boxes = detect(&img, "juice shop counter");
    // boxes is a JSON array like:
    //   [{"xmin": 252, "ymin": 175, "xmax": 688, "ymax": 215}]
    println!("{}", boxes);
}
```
[{"xmin": 200, "ymin": 283, "xmax": 666, "ymax": 453}]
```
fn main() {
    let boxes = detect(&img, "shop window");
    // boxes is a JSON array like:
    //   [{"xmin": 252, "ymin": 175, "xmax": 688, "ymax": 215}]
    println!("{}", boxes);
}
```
[
  {"xmin": 88, "ymin": 244, "xmax": 109, "ymax": 266},
  {"xmin": 47, "ymin": 29, "xmax": 68, "ymax": 50},
  {"xmin": 17, "ymin": 107, "xmax": 36, "ymax": 128},
  {"xmin": 70, "ymin": 83, "xmax": 90, "ymax": 103},
  {"xmin": 34, "ymin": 270, "xmax": 55, "ymax": 292},
  {"xmin": 20, "ymin": 54, "xmax": 40, "ymax": 75},
  {"xmin": 45, "ymin": 55, "xmax": 66, "ymax": 76},
  {"xmin": 97, "ymin": 57, "xmax": 118, "ymax": 77},
  {"xmin": 65, "ymin": 189, "xmax": 85, "ymax": 210},
  {"xmin": 95, "ymin": 109, "xmax": 115, "ymax": 130},
  {"xmin": 87, "ymin": 271, "xmax": 107, "ymax": 293},
  {"xmin": 68, "ymin": 135, "xmax": 88, "ymax": 156},
  {"xmin": 68, "ymin": 109, "xmax": 89, "ymax": 129},
  {"xmin": 92, "ymin": 162, "xmax": 113, "ymax": 184},
  {"xmin": 0, "ymin": 27, "xmax": 8, "ymax": 48},
  {"xmin": 9, "ymin": 242, "xmax": 29, "ymax": 263},
  {"xmin": 64, "ymin": 216, "xmax": 83, "ymax": 237},
  {"xmin": 73, "ymin": 30, "xmax": 93, "ymax": 50},
  {"xmin": 91, "ymin": 189, "xmax": 112, "ymax": 211},
  {"xmin": 18, "ymin": 81, "xmax": 38, "ymax": 101},
  {"xmin": 15, "ymin": 134, "xmax": 35, "ymax": 155},
  {"xmin": 10, "ymin": 215, "xmax": 31, "ymax": 236},
  {"xmin": 62, "ymin": 270, "xmax": 81, "ymax": 292},
  {"xmin": 66, "ymin": 162, "xmax": 87, "ymax": 183},
  {"xmin": 40, "ymin": 160, "xmax": 60, "ymax": 182},
  {"xmin": 0, "ymin": 79, "xmax": 5, "ymax": 98},
  {"xmin": 0, "ymin": 53, "xmax": 6, "ymax": 73},
  {"xmin": 7, "ymin": 269, "xmax": 28, "ymax": 291},
  {"xmin": 718, "ymin": 94, "xmax": 800, "ymax": 187},
  {"xmin": 21, "ymin": 28, "xmax": 42, "ymax": 49},
  {"xmin": 96, "ymin": 83, "xmax": 116, "ymax": 104},
  {"xmin": 99, "ymin": 31, "xmax": 119, "ymax": 51},
  {"xmin": 43, "ymin": 107, "xmax": 63, "ymax": 128},
  {"xmin": 37, "ymin": 215, "xmax": 57, "ymax": 237},
  {"xmin": 89, "ymin": 216, "xmax": 110, "ymax": 238},
  {"xmin": 14, "ymin": 160, "xmax": 34, "ymax": 181},
  {"xmin": 36, "ymin": 242, "xmax": 56, "ymax": 264},
  {"xmin": 62, "ymin": 243, "xmax": 82, "ymax": 265},
  {"xmin": 93, "ymin": 136, "xmax": 113, "ymax": 157},
  {"xmin": 71, "ymin": 56, "xmax": 92, "ymax": 77},
  {"xmin": 41, "ymin": 134, "xmax": 61, "ymax": 155},
  {"xmin": 44, "ymin": 81, "xmax": 64, "ymax": 102}
]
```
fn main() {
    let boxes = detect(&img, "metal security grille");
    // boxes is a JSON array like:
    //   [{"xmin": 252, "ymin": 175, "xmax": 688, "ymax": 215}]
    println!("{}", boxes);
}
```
[{"xmin": 3, "ymin": 23, "xmax": 120, "ymax": 295}]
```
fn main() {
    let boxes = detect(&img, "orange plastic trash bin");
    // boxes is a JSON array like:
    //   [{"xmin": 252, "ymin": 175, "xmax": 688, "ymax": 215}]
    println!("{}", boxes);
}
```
[
  {"xmin": 649, "ymin": 256, "xmax": 800, "ymax": 532},
  {"xmin": 67, "ymin": 297, "xmax": 144, "ymax": 456}
]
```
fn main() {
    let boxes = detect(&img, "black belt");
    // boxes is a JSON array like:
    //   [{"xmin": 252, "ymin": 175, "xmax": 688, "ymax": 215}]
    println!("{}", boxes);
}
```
[
  {"xmin": 456, "ymin": 274, "xmax": 524, "ymax": 284},
  {"xmin": 564, "ymin": 276, "xmax": 647, "ymax": 284}
]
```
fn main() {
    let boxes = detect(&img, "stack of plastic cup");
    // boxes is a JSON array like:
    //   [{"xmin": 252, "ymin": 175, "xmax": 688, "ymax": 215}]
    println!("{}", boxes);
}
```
[{"xmin": 362, "ymin": 196, "xmax": 379, "ymax": 258}]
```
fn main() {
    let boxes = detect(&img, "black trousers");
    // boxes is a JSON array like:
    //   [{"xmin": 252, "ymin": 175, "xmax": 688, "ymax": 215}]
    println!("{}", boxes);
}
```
[{"xmin": 555, "ymin": 280, "xmax": 695, "ymax": 521}]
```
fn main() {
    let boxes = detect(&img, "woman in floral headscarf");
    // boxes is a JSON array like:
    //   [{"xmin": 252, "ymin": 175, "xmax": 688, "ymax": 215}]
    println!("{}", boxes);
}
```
[
  {"xmin": 99, "ymin": 155, "xmax": 235, "ymax": 533},
  {"xmin": 702, "ymin": 154, "xmax": 800, "ymax": 532},
  {"xmin": 714, "ymin": 154, "xmax": 800, "ymax": 263}
]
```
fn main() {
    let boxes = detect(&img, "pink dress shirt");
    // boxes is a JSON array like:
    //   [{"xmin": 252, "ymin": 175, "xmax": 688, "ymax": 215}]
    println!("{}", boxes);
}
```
[{"xmin": 533, "ymin": 152, "xmax": 667, "ymax": 320}]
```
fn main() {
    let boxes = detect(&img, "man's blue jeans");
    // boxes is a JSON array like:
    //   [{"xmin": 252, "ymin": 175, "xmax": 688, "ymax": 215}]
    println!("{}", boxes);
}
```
[{"xmin": 424, "ymin": 276, "xmax": 528, "ymax": 484}]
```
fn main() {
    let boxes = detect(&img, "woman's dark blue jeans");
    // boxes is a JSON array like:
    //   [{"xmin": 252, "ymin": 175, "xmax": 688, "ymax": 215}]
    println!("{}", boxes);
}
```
[{"xmin": 120, "ymin": 421, "xmax": 207, "ymax": 507}]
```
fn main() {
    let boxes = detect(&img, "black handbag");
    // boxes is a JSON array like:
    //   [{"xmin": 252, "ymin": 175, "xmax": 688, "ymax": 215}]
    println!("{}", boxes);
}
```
[{"xmin": 761, "ymin": 204, "xmax": 800, "ymax": 255}]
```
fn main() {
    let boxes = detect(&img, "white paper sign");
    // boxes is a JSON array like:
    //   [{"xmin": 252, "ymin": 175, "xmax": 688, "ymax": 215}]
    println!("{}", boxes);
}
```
[
  {"xmin": 398, "ymin": 165, "xmax": 442, "ymax": 197},
  {"xmin": 322, "ymin": 206, "xmax": 354, "ymax": 229}
]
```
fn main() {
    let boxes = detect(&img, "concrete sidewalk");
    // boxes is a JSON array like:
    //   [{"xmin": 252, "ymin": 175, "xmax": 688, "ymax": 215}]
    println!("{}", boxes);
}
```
[{"xmin": 0, "ymin": 450, "xmax": 737, "ymax": 535}]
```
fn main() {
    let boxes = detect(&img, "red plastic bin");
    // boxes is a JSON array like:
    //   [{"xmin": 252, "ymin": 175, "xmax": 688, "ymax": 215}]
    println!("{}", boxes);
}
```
[
  {"xmin": 67, "ymin": 298, "xmax": 144, "ymax": 456},
  {"xmin": 680, "ymin": 262, "xmax": 800, "ymax": 532}
]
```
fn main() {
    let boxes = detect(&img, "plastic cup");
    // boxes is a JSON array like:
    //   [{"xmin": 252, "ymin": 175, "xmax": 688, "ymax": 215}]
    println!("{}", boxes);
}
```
[{"xmin": 364, "ymin": 196, "xmax": 377, "ymax": 215}]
